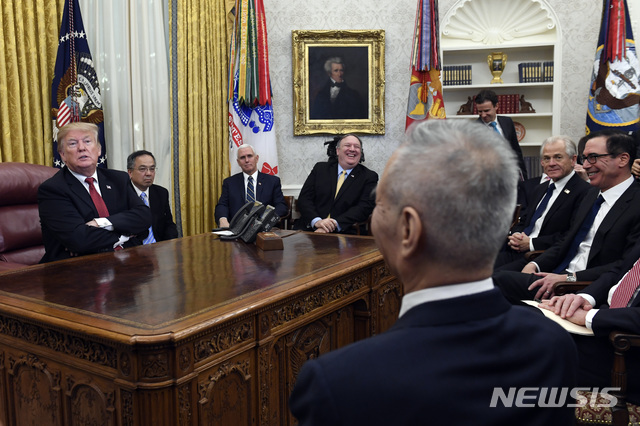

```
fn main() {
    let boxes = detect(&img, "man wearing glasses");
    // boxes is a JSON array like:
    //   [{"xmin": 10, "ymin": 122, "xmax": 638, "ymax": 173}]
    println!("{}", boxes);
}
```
[
  {"xmin": 127, "ymin": 150, "xmax": 178, "ymax": 243},
  {"xmin": 494, "ymin": 130, "xmax": 640, "ymax": 303}
]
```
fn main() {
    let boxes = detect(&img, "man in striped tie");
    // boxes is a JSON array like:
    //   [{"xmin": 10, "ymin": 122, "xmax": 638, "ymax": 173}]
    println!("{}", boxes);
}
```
[
  {"xmin": 539, "ymin": 238, "xmax": 640, "ymax": 405},
  {"xmin": 214, "ymin": 145, "xmax": 288, "ymax": 228},
  {"xmin": 127, "ymin": 150, "xmax": 178, "ymax": 242}
]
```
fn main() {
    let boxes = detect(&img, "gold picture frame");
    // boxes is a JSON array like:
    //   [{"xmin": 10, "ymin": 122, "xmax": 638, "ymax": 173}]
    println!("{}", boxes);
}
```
[{"xmin": 292, "ymin": 29, "xmax": 385, "ymax": 135}]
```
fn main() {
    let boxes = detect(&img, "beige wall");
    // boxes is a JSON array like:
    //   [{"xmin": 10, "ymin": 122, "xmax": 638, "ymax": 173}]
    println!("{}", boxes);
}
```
[{"xmin": 264, "ymin": 0, "xmax": 639, "ymax": 191}]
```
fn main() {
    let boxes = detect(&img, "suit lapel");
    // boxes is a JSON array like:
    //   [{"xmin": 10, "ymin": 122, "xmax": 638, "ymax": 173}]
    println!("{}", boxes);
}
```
[
  {"xmin": 593, "ymin": 184, "xmax": 636, "ymax": 239},
  {"xmin": 335, "ymin": 164, "xmax": 358, "ymax": 202},
  {"xmin": 255, "ymin": 172, "xmax": 263, "ymax": 200},
  {"xmin": 97, "ymin": 169, "xmax": 118, "ymax": 214}
]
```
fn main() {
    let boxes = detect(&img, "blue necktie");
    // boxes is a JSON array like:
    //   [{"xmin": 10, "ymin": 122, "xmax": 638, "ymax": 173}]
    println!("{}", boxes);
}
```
[
  {"xmin": 553, "ymin": 195, "xmax": 605, "ymax": 273},
  {"xmin": 523, "ymin": 183, "xmax": 555, "ymax": 235},
  {"xmin": 140, "ymin": 193, "xmax": 156, "ymax": 245},
  {"xmin": 246, "ymin": 175, "xmax": 255, "ymax": 203},
  {"xmin": 489, "ymin": 121, "xmax": 500, "ymax": 134}
]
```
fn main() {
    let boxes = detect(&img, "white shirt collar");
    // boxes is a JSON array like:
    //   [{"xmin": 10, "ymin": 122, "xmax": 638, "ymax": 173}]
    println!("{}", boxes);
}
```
[
  {"xmin": 398, "ymin": 278, "xmax": 495, "ymax": 317},
  {"xmin": 599, "ymin": 175, "xmax": 634, "ymax": 206}
]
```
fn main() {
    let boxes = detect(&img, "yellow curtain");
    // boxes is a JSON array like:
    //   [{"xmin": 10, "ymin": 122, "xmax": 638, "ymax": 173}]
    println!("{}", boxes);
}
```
[
  {"xmin": 0, "ymin": 0, "xmax": 65, "ymax": 165},
  {"xmin": 171, "ymin": 0, "xmax": 232, "ymax": 236}
]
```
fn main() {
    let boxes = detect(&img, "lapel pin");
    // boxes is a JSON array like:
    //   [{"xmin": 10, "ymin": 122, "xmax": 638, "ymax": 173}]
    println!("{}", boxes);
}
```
[
  {"xmin": 564, "ymin": 189, "xmax": 570, "ymax": 194},
  {"xmin": 106, "ymin": 185, "xmax": 112, "ymax": 189}
]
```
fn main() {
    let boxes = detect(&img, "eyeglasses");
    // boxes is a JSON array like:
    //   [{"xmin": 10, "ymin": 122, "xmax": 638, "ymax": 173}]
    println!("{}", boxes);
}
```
[
  {"xmin": 580, "ymin": 153, "xmax": 616, "ymax": 164},
  {"xmin": 136, "ymin": 166, "xmax": 157, "ymax": 173}
]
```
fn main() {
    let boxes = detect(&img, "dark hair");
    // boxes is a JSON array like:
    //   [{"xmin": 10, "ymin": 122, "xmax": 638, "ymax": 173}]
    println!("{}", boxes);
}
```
[
  {"xmin": 127, "ymin": 150, "xmax": 156, "ymax": 170},
  {"xmin": 474, "ymin": 90, "xmax": 498, "ymax": 106},
  {"xmin": 323, "ymin": 134, "xmax": 365, "ymax": 163},
  {"xmin": 582, "ymin": 129, "xmax": 636, "ymax": 169}
]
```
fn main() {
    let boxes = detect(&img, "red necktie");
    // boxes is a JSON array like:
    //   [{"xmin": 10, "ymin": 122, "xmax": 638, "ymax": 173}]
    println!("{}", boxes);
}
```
[
  {"xmin": 610, "ymin": 258, "xmax": 640, "ymax": 308},
  {"xmin": 85, "ymin": 177, "xmax": 110, "ymax": 217}
]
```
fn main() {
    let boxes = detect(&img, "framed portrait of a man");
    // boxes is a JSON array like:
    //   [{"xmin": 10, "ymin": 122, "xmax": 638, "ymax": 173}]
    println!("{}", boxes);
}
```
[{"xmin": 292, "ymin": 30, "xmax": 385, "ymax": 135}]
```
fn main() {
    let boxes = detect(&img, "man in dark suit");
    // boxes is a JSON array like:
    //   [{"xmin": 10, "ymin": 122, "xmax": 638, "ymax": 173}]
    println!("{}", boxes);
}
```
[
  {"xmin": 296, "ymin": 134, "xmax": 378, "ymax": 234},
  {"xmin": 38, "ymin": 123, "xmax": 151, "ymax": 263},
  {"xmin": 126, "ymin": 150, "xmax": 178, "ymax": 242},
  {"xmin": 310, "ymin": 57, "xmax": 366, "ymax": 120},
  {"xmin": 540, "ymin": 238, "xmax": 640, "ymax": 404},
  {"xmin": 494, "ymin": 130, "xmax": 640, "ymax": 302},
  {"xmin": 214, "ymin": 144, "xmax": 287, "ymax": 227},
  {"xmin": 475, "ymin": 89, "xmax": 528, "ymax": 180},
  {"xmin": 289, "ymin": 120, "xmax": 577, "ymax": 426},
  {"xmin": 496, "ymin": 136, "xmax": 591, "ymax": 268}
]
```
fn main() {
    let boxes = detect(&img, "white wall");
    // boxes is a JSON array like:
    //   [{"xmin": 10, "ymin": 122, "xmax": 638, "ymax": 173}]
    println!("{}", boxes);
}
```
[{"xmin": 264, "ymin": 0, "xmax": 640, "ymax": 193}]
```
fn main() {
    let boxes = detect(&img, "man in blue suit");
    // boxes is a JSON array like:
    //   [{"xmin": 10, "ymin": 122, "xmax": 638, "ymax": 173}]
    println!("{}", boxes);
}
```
[
  {"xmin": 214, "ymin": 144, "xmax": 287, "ymax": 227},
  {"xmin": 289, "ymin": 120, "xmax": 578, "ymax": 425}
]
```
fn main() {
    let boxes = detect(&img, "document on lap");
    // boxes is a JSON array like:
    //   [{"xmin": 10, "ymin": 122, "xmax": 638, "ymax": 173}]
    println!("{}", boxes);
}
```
[{"xmin": 522, "ymin": 300, "xmax": 593, "ymax": 336}]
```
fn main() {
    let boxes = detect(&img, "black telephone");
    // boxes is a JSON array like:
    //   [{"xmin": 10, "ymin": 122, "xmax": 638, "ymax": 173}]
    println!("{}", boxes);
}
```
[{"xmin": 214, "ymin": 201, "xmax": 280, "ymax": 243}]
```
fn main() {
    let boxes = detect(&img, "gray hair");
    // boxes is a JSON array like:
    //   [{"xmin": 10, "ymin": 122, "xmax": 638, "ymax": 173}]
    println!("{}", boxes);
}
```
[
  {"xmin": 539, "ymin": 135, "xmax": 577, "ymax": 157},
  {"xmin": 237, "ymin": 144, "xmax": 256, "ymax": 158},
  {"xmin": 385, "ymin": 120, "xmax": 518, "ymax": 269},
  {"xmin": 324, "ymin": 57, "xmax": 345, "ymax": 74}
]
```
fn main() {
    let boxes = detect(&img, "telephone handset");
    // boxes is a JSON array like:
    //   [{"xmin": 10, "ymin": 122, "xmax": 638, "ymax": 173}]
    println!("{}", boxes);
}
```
[
  {"xmin": 238, "ymin": 204, "xmax": 281, "ymax": 243},
  {"xmin": 212, "ymin": 201, "xmax": 265, "ymax": 234}
]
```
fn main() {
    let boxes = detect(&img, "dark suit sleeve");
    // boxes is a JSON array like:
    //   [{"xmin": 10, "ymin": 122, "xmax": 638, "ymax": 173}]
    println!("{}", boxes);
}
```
[
  {"xmin": 214, "ymin": 178, "xmax": 232, "ymax": 226},
  {"xmin": 290, "ymin": 360, "xmax": 342, "ymax": 426},
  {"xmin": 297, "ymin": 165, "xmax": 322, "ymax": 227},
  {"xmin": 334, "ymin": 169, "xmax": 378, "ymax": 231},
  {"xmin": 592, "ymin": 307, "xmax": 640, "ymax": 336},
  {"xmin": 38, "ymin": 172, "xmax": 151, "ymax": 256},
  {"xmin": 151, "ymin": 185, "xmax": 178, "ymax": 241},
  {"xmin": 265, "ymin": 175, "xmax": 288, "ymax": 218},
  {"xmin": 499, "ymin": 116, "xmax": 528, "ymax": 180}
]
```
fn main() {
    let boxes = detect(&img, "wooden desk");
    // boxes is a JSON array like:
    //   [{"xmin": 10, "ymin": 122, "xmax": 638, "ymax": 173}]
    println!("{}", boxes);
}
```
[{"xmin": 0, "ymin": 231, "xmax": 401, "ymax": 425}]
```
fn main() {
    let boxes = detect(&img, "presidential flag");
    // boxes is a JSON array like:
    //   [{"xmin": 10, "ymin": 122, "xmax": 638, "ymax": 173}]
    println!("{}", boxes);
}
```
[
  {"xmin": 228, "ymin": 0, "xmax": 278, "ymax": 176},
  {"xmin": 405, "ymin": 0, "xmax": 446, "ymax": 131},
  {"xmin": 51, "ymin": 0, "xmax": 106, "ymax": 168},
  {"xmin": 586, "ymin": 0, "xmax": 640, "ymax": 135}
]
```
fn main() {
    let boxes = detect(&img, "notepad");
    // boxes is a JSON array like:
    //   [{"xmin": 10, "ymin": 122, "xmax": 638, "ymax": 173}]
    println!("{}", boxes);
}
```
[{"xmin": 522, "ymin": 300, "xmax": 594, "ymax": 336}]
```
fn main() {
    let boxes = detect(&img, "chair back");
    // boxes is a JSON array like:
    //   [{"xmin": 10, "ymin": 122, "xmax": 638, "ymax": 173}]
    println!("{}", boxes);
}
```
[{"xmin": 0, "ymin": 162, "xmax": 57, "ymax": 266}]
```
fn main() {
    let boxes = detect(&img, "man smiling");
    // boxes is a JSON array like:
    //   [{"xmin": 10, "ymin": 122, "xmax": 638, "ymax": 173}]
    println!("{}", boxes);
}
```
[
  {"xmin": 494, "ymin": 130, "xmax": 640, "ymax": 303},
  {"xmin": 296, "ymin": 134, "xmax": 378, "ymax": 234}
]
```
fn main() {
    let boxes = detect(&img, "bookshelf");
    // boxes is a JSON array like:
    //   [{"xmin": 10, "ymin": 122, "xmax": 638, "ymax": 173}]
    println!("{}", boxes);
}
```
[{"xmin": 440, "ymin": 0, "xmax": 562, "ymax": 178}]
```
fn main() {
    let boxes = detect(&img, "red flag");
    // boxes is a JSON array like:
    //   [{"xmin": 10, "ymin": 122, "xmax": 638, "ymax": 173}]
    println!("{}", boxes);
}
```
[{"xmin": 405, "ymin": 0, "xmax": 446, "ymax": 130}]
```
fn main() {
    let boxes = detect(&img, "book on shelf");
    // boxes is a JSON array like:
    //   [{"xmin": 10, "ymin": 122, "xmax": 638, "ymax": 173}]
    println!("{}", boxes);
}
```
[
  {"xmin": 518, "ymin": 61, "xmax": 554, "ymax": 83},
  {"xmin": 442, "ymin": 65, "xmax": 472, "ymax": 86}
]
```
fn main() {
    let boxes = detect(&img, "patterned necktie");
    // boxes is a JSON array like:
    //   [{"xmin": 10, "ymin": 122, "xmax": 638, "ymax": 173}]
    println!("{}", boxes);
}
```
[
  {"xmin": 523, "ymin": 183, "xmax": 556, "ymax": 235},
  {"xmin": 335, "ymin": 170, "xmax": 346, "ymax": 198},
  {"xmin": 85, "ymin": 177, "xmax": 110, "ymax": 217},
  {"xmin": 140, "ymin": 193, "xmax": 156, "ymax": 244},
  {"xmin": 246, "ymin": 175, "xmax": 256, "ymax": 203},
  {"xmin": 610, "ymin": 258, "xmax": 640, "ymax": 308},
  {"xmin": 553, "ymin": 195, "xmax": 605, "ymax": 273},
  {"xmin": 489, "ymin": 121, "xmax": 500, "ymax": 134}
]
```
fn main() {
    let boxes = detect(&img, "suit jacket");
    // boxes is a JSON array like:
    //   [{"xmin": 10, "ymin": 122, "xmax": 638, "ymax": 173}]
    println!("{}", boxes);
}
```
[
  {"xmin": 477, "ymin": 116, "xmax": 528, "ymax": 180},
  {"xmin": 289, "ymin": 288, "xmax": 577, "ymax": 426},
  {"xmin": 38, "ymin": 167, "xmax": 152, "ymax": 263},
  {"xmin": 214, "ymin": 171, "xmax": 287, "ymax": 226},
  {"xmin": 310, "ymin": 81, "xmax": 366, "ymax": 120},
  {"xmin": 513, "ymin": 173, "xmax": 591, "ymax": 250},
  {"xmin": 535, "ymin": 181, "xmax": 640, "ymax": 281},
  {"xmin": 147, "ymin": 184, "xmax": 178, "ymax": 241},
  {"xmin": 296, "ymin": 161, "xmax": 378, "ymax": 234},
  {"xmin": 517, "ymin": 175, "xmax": 546, "ymax": 213}
]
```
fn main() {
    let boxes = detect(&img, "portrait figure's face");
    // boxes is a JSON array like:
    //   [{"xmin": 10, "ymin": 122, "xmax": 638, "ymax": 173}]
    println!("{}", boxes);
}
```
[{"xmin": 330, "ymin": 63, "xmax": 344, "ymax": 83}]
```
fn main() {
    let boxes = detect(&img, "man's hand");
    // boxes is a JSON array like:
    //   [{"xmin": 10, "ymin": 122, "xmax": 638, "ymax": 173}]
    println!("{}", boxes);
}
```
[
  {"xmin": 528, "ymin": 272, "xmax": 569, "ymax": 300},
  {"xmin": 86, "ymin": 220, "xmax": 99, "ymax": 227},
  {"xmin": 632, "ymin": 158, "xmax": 640, "ymax": 178},
  {"xmin": 314, "ymin": 218, "xmax": 337, "ymax": 233},
  {"xmin": 219, "ymin": 218, "xmax": 230, "ymax": 228},
  {"xmin": 574, "ymin": 164, "xmax": 589, "ymax": 182},
  {"xmin": 539, "ymin": 294, "xmax": 592, "ymax": 326},
  {"xmin": 508, "ymin": 232, "xmax": 530, "ymax": 252},
  {"xmin": 521, "ymin": 262, "xmax": 538, "ymax": 274}
]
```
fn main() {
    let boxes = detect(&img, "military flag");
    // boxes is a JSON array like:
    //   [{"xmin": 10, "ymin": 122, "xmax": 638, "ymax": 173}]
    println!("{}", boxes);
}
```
[
  {"xmin": 586, "ymin": 0, "xmax": 640, "ymax": 135},
  {"xmin": 228, "ymin": 0, "xmax": 278, "ymax": 176},
  {"xmin": 51, "ymin": 0, "xmax": 106, "ymax": 168},
  {"xmin": 405, "ymin": 0, "xmax": 446, "ymax": 130}
]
